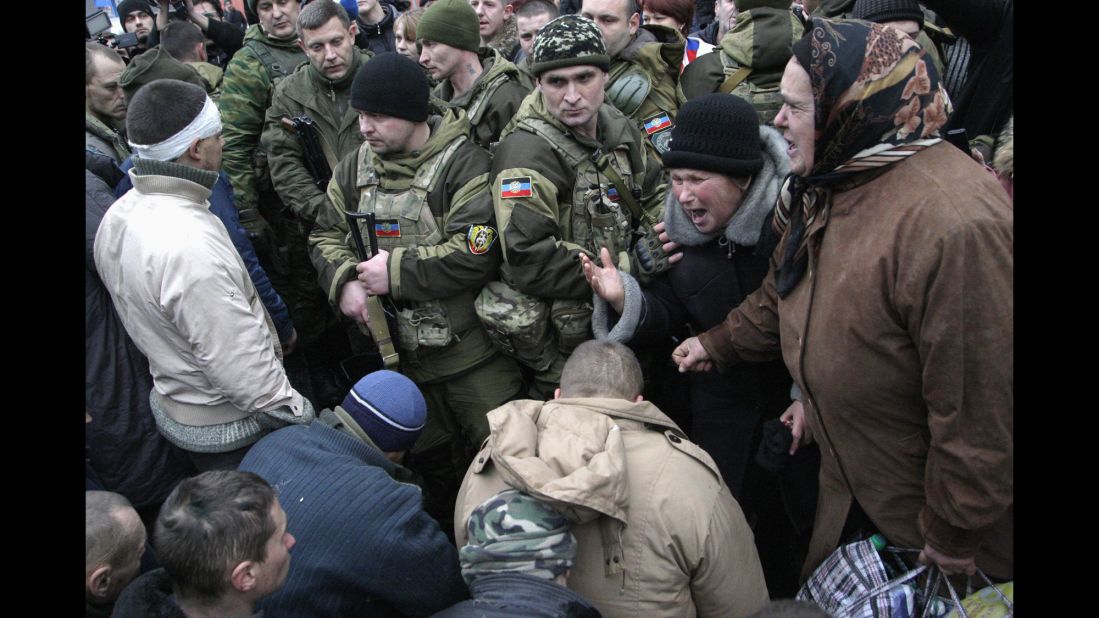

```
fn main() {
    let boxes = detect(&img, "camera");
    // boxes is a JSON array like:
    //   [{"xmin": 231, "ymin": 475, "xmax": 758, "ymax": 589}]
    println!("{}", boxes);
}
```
[{"xmin": 114, "ymin": 31, "xmax": 141, "ymax": 48}]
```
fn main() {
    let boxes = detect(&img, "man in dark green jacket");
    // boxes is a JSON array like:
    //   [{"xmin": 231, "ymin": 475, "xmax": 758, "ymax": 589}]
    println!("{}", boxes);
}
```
[
  {"xmin": 260, "ymin": 0, "xmax": 373, "ymax": 409},
  {"xmin": 416, "ymin": 0, "xmax": 530, "ymax": 150},
  {"xmin": 310, "ymin": 53, "xmax": 523, "ymax": 530},
  {"xmin": 483, "ymin": 16, "xmax": 666, "ymax": 394}
]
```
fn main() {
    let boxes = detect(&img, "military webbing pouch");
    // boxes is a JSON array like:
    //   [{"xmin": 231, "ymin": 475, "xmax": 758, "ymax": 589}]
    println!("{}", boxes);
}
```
[
  {"xmin": 395, "ymin": 301, "xmax": 453, "ymax": 351},
  {"xmin": 589, "ymin": 150, "xmax": 671, "ymax": 282},
  {"xmin": 550, "ymin": 298, "xmax": 593, "ymax": 355},
  {"xmin": 475, "ymin": 281, "xmax": 558, "ymax": 371}
]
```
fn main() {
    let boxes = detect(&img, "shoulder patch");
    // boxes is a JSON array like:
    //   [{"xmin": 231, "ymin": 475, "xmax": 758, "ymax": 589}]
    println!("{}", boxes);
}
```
[
  {"xmin": 644, "ymin": 112, "xmax": 674, "ymax": 155},
  {"xmin": 643, "ymin": 112, "xmax": 673, "ymax": 135},
  {"xmin": 500, "ymin": 176, "xmax": 533, "ymax": 199},
  {"xmin": 467, "ymin": 225, "xmax": 498, "ymax": 255}
]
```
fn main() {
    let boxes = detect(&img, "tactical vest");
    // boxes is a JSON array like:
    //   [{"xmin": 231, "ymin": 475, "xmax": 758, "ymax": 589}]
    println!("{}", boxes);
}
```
[
  {"xmin": 492, "ymin": 114, "xmax": 643, "ymax": 359},
  {"xmin": 513, "ymin": 116, "xmax": 641, "ymax": 263},
  {"xmin": 718, "ymin": 51, "xmax": 785, "ymax": 125},
  {"xmin": 243, "ymin": 38, "xmax": 304, "ymax": 93},
  {"xmin": 352, "ymin": 135, "xmax": 480, "ymax": 352},
  {"xmin": 246, "ymin": 39, "xmax": 305, "ymax": 194},
  {"xmin": 466, "ymin": 70, "xmax": 512, "ymax": 130}
]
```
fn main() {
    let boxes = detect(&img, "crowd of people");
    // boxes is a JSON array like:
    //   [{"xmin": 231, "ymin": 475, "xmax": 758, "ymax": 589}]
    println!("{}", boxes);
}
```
[{"xmin": 86, "ymin": 0, "xmax": 1013, "ymax": 615}]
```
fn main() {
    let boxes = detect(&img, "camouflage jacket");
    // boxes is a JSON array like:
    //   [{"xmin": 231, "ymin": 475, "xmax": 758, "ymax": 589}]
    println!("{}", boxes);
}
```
[
  {"xmin": 309, "ymin": 110, "xmax": 501, "ymax": 381},
  {"xmin": 86, "ymin": 112, "xmax": 130, "ymax": 165},
  {"xmin": 188, "ymin": 61, "xmax": 225, "ymax": 102},
  {"xmin": 606, "ymin": 25, "xmax": 683, "ymax": 157},
  {"xmin": 491, "ymin": 93, "xmax": 665, "ymax": 301},
  {"xmin": 220, "ymin": 25, "xmax": 307, "ymax": 216},
  {"xmin": 432, "ymin": 47, "xmax": 531, "ymax": 150},
  {"xmin": 262, "ymin": 50, "xmax": 372, "ymax": 224},
  {"xmin": 677, "ymin": 8, "xmax": 803, "ymax": 123}
]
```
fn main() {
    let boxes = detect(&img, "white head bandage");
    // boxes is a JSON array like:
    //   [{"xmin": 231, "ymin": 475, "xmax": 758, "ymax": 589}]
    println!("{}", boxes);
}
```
[{"xmin": 128, "ymin": 96, "xmax": 223, "ymax": 161}]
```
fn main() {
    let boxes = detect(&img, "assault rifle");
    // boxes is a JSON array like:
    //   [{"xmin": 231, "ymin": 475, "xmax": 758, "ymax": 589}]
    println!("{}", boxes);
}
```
[{"xmin": 279, "ymin": 115, "xmax": 400, "ymax": 370}]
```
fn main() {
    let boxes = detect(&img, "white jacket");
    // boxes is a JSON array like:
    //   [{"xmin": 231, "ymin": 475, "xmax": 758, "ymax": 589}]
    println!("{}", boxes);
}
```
[{"xmin": 94, "ymin": 168, "xmax": 306, "ymax": 441}]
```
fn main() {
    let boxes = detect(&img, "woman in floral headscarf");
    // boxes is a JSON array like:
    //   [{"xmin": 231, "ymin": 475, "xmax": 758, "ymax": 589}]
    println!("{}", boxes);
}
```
[{"xmin": 671, "ymin": 17, "xmax": 1014, "ymax": 583}]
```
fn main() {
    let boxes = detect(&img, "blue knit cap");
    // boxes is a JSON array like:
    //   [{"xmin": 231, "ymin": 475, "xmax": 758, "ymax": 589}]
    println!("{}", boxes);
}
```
[{"xmin": 340, "ymin": 370, "xmax": 427, "ymax": 452}]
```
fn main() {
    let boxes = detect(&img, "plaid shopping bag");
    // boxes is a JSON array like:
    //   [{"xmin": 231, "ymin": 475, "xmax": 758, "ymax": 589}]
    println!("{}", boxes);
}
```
[{"xmin": 797, "ymin": 538, "xmax": 925, "ymax": 618}]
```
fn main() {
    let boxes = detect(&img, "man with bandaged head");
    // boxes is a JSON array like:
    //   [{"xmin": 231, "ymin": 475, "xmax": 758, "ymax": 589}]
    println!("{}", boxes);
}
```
[{"xmin": 95, "ymin": 79, "xmax": 314, "ymax": 473}]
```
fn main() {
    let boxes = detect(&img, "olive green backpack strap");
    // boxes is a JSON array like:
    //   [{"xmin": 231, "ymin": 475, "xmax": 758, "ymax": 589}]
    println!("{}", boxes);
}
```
[{"xmin": 719, "ymin": 66, "xmax": 753, "ymax": 94}]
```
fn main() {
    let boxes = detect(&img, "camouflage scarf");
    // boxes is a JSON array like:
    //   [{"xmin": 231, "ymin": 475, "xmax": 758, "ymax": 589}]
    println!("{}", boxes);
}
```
[
  {"xmin": 459, "ymin": 489, "xmax": 577, "ymax": 586},
  {"xmin": 773, "ymin": 17, "xmax": 951, "ymax": 298}
]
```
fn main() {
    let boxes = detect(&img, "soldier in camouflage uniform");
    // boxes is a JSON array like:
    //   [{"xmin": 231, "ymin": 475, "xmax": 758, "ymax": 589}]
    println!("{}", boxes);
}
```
[
  {"xmin": 581, "ymin": 0, "xmax": 683, "ymax": 157},
  {"xmin": 221, "ymin": 0, "xmax": 305, "ymax": 240},
  {"xmin": 310, "ymin": 52, "xmax": 523, "ymax": 531},
  {"xmin": 480, "ymin": 15, "xmax": 667, "ymax": 395},
  {"xmin": 416, "ymin": 0, "xmax": 530, "ymax": 150},
  {"xmin": 257, "ymin": 0, "xmax": 375, "ymax": 409},
  {"xmin": 678, "ymin": 0, "xmax": 804, "ymax": 123},
  {"xmin": 436, "ymin": 489, "xmax": 600, "ymax": 617}
]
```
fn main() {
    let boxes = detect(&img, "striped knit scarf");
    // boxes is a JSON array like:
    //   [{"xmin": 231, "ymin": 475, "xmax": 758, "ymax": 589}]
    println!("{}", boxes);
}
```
[{"xmin": 774, "ymin": 18, "xmax": 951, "ymax": 298}]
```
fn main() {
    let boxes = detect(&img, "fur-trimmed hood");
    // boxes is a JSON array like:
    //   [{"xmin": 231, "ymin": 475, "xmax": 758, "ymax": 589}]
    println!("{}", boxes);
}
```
[{"xmin": 663, "ymin": 124, "xmax": 790, "ymax": 248}]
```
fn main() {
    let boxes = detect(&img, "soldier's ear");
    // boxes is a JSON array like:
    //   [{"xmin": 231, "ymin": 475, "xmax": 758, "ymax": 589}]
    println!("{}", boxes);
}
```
[{"xmin": 348, "ymin": 21, "xmax": 359, "ymax": 38}]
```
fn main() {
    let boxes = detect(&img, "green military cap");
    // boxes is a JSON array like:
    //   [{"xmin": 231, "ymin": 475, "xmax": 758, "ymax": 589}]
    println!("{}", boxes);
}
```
[
  {"xmin": 119, "ymin": 46, "xmax": 208, "ymax": 102},
  {"xmin": 417, "ymin": 0, "xmax": 481, "ymax": 52}
]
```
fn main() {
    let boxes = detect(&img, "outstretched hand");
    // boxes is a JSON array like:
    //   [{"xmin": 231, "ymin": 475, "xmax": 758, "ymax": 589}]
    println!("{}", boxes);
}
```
[{"xmin": 580, "ymin": 247, "xmax": 626, "ymax": 315}]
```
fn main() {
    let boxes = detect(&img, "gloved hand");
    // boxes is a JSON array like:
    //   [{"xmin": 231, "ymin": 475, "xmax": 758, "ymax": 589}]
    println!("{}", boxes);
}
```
[{"xmin": 631, "ymin": 221, "xmax": 681, "ymax": 282}]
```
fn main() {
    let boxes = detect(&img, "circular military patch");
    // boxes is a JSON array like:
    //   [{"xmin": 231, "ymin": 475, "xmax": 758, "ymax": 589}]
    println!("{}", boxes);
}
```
[{"xmin": 651, "ymin": 129, "xmax": 673, "ymax": 155}]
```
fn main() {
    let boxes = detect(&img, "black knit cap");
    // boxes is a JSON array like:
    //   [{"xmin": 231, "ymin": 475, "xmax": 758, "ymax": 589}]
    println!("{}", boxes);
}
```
[
  {"xmin": 117, "ymin": 0, "xmax": 153, "ymax": 20},
  {"xmin": 351, "ymin": 53, "xmax": 430, "ymax": 122},
  {"xmin": 661, "ymin": 93, "xmax": 763, "ymax": 177},
  {"xmin": 851, "ymin": 0, "xmax": 924, "ymax": 29}
]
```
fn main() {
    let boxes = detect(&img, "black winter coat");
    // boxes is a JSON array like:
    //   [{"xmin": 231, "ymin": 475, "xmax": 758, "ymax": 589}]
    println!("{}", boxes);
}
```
[
  {"xmin": 85, "ymin": 167, "xmax": 195, "ymax": 510},
  {"xmin": 433, "ymin": 574, "xmax": 601, "ymax": 618},
  {"xmin": 592, "ymin": 125, "xmax": 794, "ymax": 500}
]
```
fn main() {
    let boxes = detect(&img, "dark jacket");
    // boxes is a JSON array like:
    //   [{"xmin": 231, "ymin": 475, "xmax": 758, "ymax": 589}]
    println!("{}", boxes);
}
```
[
  {"xmin": 113, "ymin": 568, "xmax": 264, "ymax": 618},
  {"xmin": 433, "ymin": 574, "xmax": 601, "ymax": 618},
  {"xmin": 110, "ymin": 569, "xmax": 186, "ymax": 618},
  {"xmin": 241, "ymin": 421, "xmax": 469, "ymax": 617},
  {"xmin": 592, "ymin": 126, "xmax": 793, "ymax": 498},
  {"xmin": 114, "ymin": 158, "xmax": 295, "ymax": 343},
  {"xmin": 86, "ymin": 168, "xmax": 195, "ymax": 510},
  {"xmin": 920, "ymin": 0, "xmax": 1013, "ymax": 139},
  {"xmin": 355, "ymin": 3, "xmax": 399, "ymax": 54}
]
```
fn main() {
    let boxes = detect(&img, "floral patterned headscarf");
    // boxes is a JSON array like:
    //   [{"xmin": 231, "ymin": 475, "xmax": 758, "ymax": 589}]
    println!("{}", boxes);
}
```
[{"xmin": 773, "ymin": 17, "xmax": 952, "ymax": 297}]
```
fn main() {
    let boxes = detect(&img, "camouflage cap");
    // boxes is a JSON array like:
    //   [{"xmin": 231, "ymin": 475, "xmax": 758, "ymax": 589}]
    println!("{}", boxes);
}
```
[
  {"xmin": 459, "ymin": 489, "xmax": 577, "ymax": 585},
  {"xmin": 531, "ymin": 15, "xmax": 610, "ymax": 77}
]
